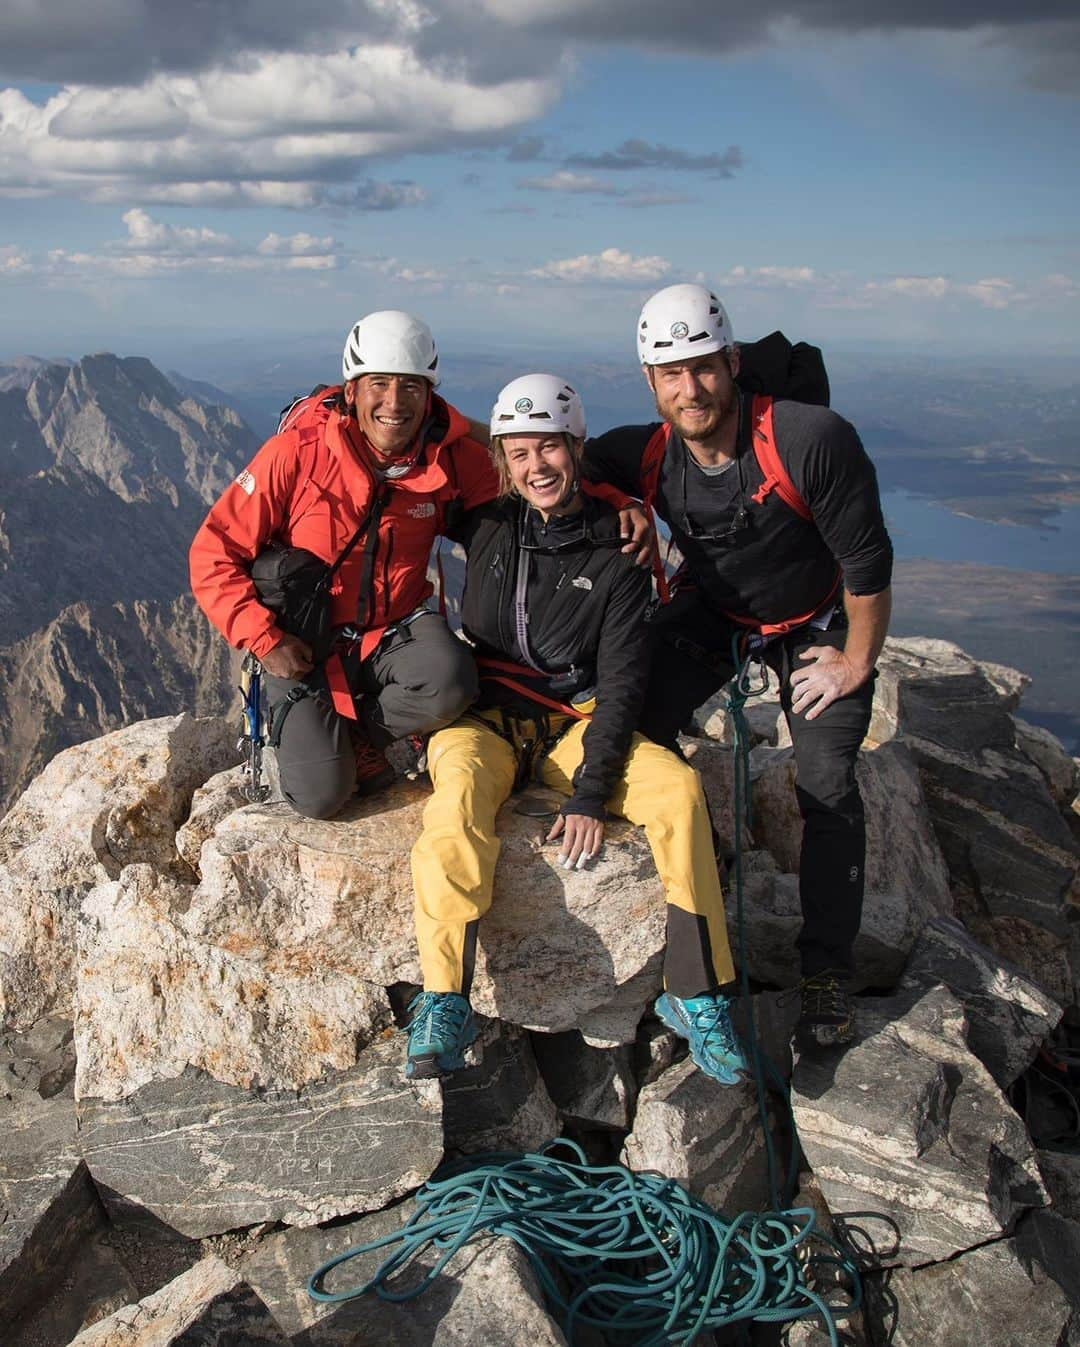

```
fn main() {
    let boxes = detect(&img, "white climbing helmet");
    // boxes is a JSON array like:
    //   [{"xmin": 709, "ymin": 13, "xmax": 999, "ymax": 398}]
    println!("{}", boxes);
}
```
[
  {"xmin": 342, "ymin": 310, "xmax": 440, "ymax": 386},
  {"xmin": 489, "ymin": 373, "xmax": 586, "ymax": 440},
  {"xmin": 636, "ymin": 283, "xmax": 734, "ymax": 366}
]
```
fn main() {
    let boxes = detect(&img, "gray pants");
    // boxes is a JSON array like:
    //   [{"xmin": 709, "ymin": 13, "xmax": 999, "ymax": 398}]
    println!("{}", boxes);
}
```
[{"xmin": 264, "ymin": 612, "xmax": 478, "ymax": 819}]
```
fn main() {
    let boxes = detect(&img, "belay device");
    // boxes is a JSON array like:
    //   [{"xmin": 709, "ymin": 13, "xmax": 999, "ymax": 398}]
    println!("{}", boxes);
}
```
[{"xmin": 237, "ymin": 653, "xmax": 270, "ymax": 803}]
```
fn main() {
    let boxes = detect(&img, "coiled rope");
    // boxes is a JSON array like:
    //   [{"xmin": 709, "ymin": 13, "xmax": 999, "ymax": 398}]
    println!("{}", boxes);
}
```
[
  {"xmin": 308, "ymin": 1140, "xmax": 859, "ymax": 1345},
  {"xmin": 307, "ymin": 639, "xmax": 862, "ymax": 1344}
]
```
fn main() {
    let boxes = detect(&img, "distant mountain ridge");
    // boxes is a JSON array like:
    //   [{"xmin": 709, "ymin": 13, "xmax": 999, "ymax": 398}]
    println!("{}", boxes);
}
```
[{"xmin": 0, "ymin": 352, "xmax": 258, "ymax": 812}]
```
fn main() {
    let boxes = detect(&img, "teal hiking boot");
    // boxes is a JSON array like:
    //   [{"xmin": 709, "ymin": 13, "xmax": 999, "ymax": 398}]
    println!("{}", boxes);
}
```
[
  {"xmin": 655, "ymin": 990, "xmax": 749, "ymax": 1085},
  {"xmin": 405, "ymin": 991, "xmax": 478, "ymax": 1080}
]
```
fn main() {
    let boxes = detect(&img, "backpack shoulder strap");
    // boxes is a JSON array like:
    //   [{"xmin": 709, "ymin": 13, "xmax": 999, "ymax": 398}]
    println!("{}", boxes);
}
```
[
  {"xmin": 277, "ymin": 383, "xmax": 340, "ymax": 435},
  {"xmin": 640, "ymin": 423, "xmax": 670, "ymax": 504},
  {"xmin": 748, "ymin": 395, "xmax": 812, "ymax": 521}
]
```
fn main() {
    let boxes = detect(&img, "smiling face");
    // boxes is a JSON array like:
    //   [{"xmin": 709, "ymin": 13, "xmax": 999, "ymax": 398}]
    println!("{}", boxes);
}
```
[
  {"xmin": 499, "ymin": 432, "xmax": 582, "ymax": 518},
  {"xmin": 646, "ymin": 348, "xmax": 741, "ymax": 446},
  {"xmin": 346, "ymin": 372, "xmax": 429, "ymax": 460}
]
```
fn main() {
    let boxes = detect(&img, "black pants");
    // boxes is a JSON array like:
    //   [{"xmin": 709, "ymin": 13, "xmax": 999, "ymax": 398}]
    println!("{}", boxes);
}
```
[
  {"xmin": 263, "ymin": 611, "xmax": 479, "ymax": 820},
  {"xmin": 639, "ymin": 590, "xmax": 874, "ymax": 978}
]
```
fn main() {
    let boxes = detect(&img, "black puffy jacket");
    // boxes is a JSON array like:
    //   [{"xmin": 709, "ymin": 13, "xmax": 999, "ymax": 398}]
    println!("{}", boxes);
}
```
[{"xmin": 456, "ymin": 493, "xmax": 651, "ymax": 817}]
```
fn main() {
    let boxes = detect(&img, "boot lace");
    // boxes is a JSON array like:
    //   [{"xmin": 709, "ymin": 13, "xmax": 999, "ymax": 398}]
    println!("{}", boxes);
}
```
[
  {"xmin": 408, "ymin": 992, "xmax": 471, "ymax": 1049},
  {"xmin": 685, "ymin": 995, "xmax": 738, "ymax": 1053},
  {"xmin": 780, "ymin": 970, "xmax": 849, "ymax": 1018}
]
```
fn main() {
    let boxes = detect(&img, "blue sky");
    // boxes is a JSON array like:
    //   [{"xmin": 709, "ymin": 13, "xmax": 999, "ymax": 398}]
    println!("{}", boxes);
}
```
[{"xmin": 1, "ymin": 3, "xmax": 1077, "ymax": 377}]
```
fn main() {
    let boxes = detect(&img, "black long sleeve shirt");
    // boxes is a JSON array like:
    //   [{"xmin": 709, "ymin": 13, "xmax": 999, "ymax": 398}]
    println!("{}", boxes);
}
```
[{"xmin": 585, "ymin": 394, "xmax": 892, "ymax": 627}]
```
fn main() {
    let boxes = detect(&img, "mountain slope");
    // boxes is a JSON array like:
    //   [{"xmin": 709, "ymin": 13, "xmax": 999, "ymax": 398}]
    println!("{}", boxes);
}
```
[{"xmin": 0, "ymin": 353, "xmax": 258, "ymax": 813}]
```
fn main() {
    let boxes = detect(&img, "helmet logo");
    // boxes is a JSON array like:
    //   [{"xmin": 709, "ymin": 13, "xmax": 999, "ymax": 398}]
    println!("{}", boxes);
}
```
[
  {"xmin": 514, "ymin": 397, "xmax": 534, "ymax": 413},
  {"xmin": 670, "ymin": 321, "xmax": 689, "ymax": 339}
]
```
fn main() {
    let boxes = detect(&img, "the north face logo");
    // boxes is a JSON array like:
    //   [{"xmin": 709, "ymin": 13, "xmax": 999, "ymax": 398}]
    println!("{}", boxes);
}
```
[{"xmin": 408, "ymin": 502, "xmax": 436, "ymax": 519}]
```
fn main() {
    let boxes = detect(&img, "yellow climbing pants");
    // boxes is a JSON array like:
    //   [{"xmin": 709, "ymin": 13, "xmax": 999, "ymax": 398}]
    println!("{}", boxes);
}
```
[{"xmin": 410, "ymin": 710, "xmax": 735, "ymax": 998}]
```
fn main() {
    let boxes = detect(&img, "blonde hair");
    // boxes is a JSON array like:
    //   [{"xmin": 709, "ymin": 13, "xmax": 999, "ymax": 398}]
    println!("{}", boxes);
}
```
[{"xmin": 489, "ymin": 433, "xmax": 584, "ymax": 499}]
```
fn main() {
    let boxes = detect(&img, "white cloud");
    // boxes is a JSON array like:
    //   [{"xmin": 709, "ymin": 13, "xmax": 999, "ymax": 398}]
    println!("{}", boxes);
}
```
[
  {"xmin": 120, "ymin": 207, "xmax": 233, "ymax": 254},
  {"xmin": 256, "ymin": 231, "xmax": 337, "ymax": 257},
  {"xmin": 43, "ymin": 210, "xmax": 341, "ymax": 277},
  {"xmin": 865, "ymin": 273, "xmax": 1022, "ymax": 308},
  {"xmin": 869, "ymin": 275, "xmax": 951, "ymax": 300},
  {"xmin": 362, "ymin": 255, "xmax": 446, "ymax": 286},
  {"xmin": 0, "ymin": 243, "xmax": 31, "ymax": 274},
  {"xmin": 959, "ymin": 277, "xmax": 1015, "ymax": 309},
  {"xmin": 519, "ymin": 170, "xmax": 622, "ymax": 196},
  {"xmin": 725, "ymin": 264, "xmax": 819, "ymax": 287},
  {"xmin": 0, "ymin": 47, "xmax": 561, "ymax": 205},
  {"xmin": 529, "ymin": 247, "xmax": 672, "ymax": 284}
]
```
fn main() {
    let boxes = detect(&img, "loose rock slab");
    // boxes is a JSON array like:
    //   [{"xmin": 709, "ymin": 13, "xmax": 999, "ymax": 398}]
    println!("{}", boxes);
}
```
[
  {"xmin": 622, "ymin": 1058, "xmax": 772, "ymax": 1217},
  {"xmin": 792, "ymin": 985, "xmax": 1047, "ymax": 1265},
  {"xmin": 242, "ymin": 1204, "xmax": 569, "ymax": 1346},
  {"xmin": 0, "ymin": 1092, "xmax": 103, "ymax": 1325},
  {"xmin": 871, "ymin": 638, "xmax": 1079, "ymax": 983},
  {"xmin": 68, "ymin": 1255, "xmax": 289, "ymax": 1346},
  {"xmin": 530, "ymin": 1030, "xmax": 637, "ymax": 1130},
  {"xmin": 441, "ymin": 1019, "xmax": 559, "ymax": 1156},
  {"xmin": 873, "ymin": 1236, "xmax": 1072, "ymax": 1347},
  {"xmin": 0, "ymin": 713, "xmax": 235, "ymax": 1029},
  {"xmin": 78, "ymin": 1038, "xmax": 444, "ymax": 1237},
  {"xmin": 900, "ymin": 915, "xmax": 1062, "ymax": 1088}
]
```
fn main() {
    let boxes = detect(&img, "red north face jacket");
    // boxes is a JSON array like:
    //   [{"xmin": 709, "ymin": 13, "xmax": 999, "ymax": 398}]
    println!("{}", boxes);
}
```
[{"xmin": 189, "ymin": 390, "xmax": 497, "ymax": 668}]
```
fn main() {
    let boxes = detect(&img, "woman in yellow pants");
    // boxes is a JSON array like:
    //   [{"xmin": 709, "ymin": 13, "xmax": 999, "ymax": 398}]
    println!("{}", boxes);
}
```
[{"xmin": 406, "ymin": 374, "xmax": 745, "ymax": 1085}]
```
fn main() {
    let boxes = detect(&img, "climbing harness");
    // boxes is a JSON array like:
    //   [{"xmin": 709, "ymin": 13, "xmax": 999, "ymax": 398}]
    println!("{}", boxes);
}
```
[
  {"xmin": 237, "ymin": 654, "xmax": 270, "ymax": 803},
  {"xmin": 306, "ymin": 634, "xmax": 862, "ymax": 1343}
]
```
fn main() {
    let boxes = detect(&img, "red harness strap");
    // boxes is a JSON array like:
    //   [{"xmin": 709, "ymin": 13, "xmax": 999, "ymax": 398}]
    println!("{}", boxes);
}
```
[
  {"xmin": 641, "ymin": 424, "xmax": 672, "ymax": 602},
  {"xmin": 476, "ymin": 657, "xmax": 591, "ymax": 721},
  {"xmin": 326, "ymin": 650, "xmax": 358, "ymax": 719}
]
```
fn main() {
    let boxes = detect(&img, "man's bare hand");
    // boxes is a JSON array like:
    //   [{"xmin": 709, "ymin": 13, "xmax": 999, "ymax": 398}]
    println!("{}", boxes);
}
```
[
  {"xmin": 260, "ymin": 633, "xmax": 314, "ymax": 680},
  {"xmin": 547, "ymin": 812, "xmax": 605, "ymax": 870},
  {"xmin": 617, "ymin": 504, "xmax": 657, "ymax": 568},
  {"xmin": 789, "ymin": 645, "xmax": 868, "ymax": 720}
]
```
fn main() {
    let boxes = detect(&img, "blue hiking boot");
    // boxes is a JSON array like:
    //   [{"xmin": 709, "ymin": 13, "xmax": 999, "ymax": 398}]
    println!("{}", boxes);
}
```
[
  {"xmin": 405, "ymin": 991, "xmax": 478, "ymax": 1080},
  {"xmin": 655, "ymin": 991, "xmax": 749, "ymax": 1085}
]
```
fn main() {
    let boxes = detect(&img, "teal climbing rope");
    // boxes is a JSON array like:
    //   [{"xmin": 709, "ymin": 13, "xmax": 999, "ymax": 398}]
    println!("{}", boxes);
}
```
[
  {"xmin": 725, "ymin": 636, "xmax": 796, "ymax": 1213},
  {"xmin": 307, "ymin": 638, "xmax": 862, "ymax": 1344},
  {"xmin": 308, "ymin": 1139, "xmax": 860, "ymax": 1345}
]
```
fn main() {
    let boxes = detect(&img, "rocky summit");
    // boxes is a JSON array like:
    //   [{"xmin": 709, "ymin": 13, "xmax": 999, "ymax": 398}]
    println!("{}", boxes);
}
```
[{"xmin": 0, "ymin": 636, "xmax": 1077, "ymax": 1345}]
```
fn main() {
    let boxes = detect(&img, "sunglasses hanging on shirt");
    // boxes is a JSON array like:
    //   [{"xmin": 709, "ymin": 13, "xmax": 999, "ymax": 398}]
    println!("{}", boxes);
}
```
[{"xmin": 678, "ymin": 447, "xmax": 754, "ymax": 544}]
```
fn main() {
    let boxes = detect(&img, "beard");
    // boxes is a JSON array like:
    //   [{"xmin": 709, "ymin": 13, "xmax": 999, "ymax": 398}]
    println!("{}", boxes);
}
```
[
  {"xmin": 654, "ymin": 390, "xmax": 737, "ymax": 444},
  {"xmin": 650, "ymin": 361, "xmax": 739, "ymax": 445}
]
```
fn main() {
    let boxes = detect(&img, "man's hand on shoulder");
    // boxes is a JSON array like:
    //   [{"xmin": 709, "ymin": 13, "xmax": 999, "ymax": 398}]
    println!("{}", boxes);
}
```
[
  {"xmin": 789, "ymin": 645, "xmax": 870, "ymax": 720},
  {"xmin": 617, "ymin": 504, "xmax": 657, "ymax": 568},
  {"xmin": 260, "ymin": 633, "xmax": 314, "ymax": 680}
]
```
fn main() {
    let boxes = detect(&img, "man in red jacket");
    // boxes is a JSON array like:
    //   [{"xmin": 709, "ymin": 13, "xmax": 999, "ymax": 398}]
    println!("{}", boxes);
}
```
[{"xmin": 190, "ymin": 311, "xmax": 499, "ymax": 818}]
